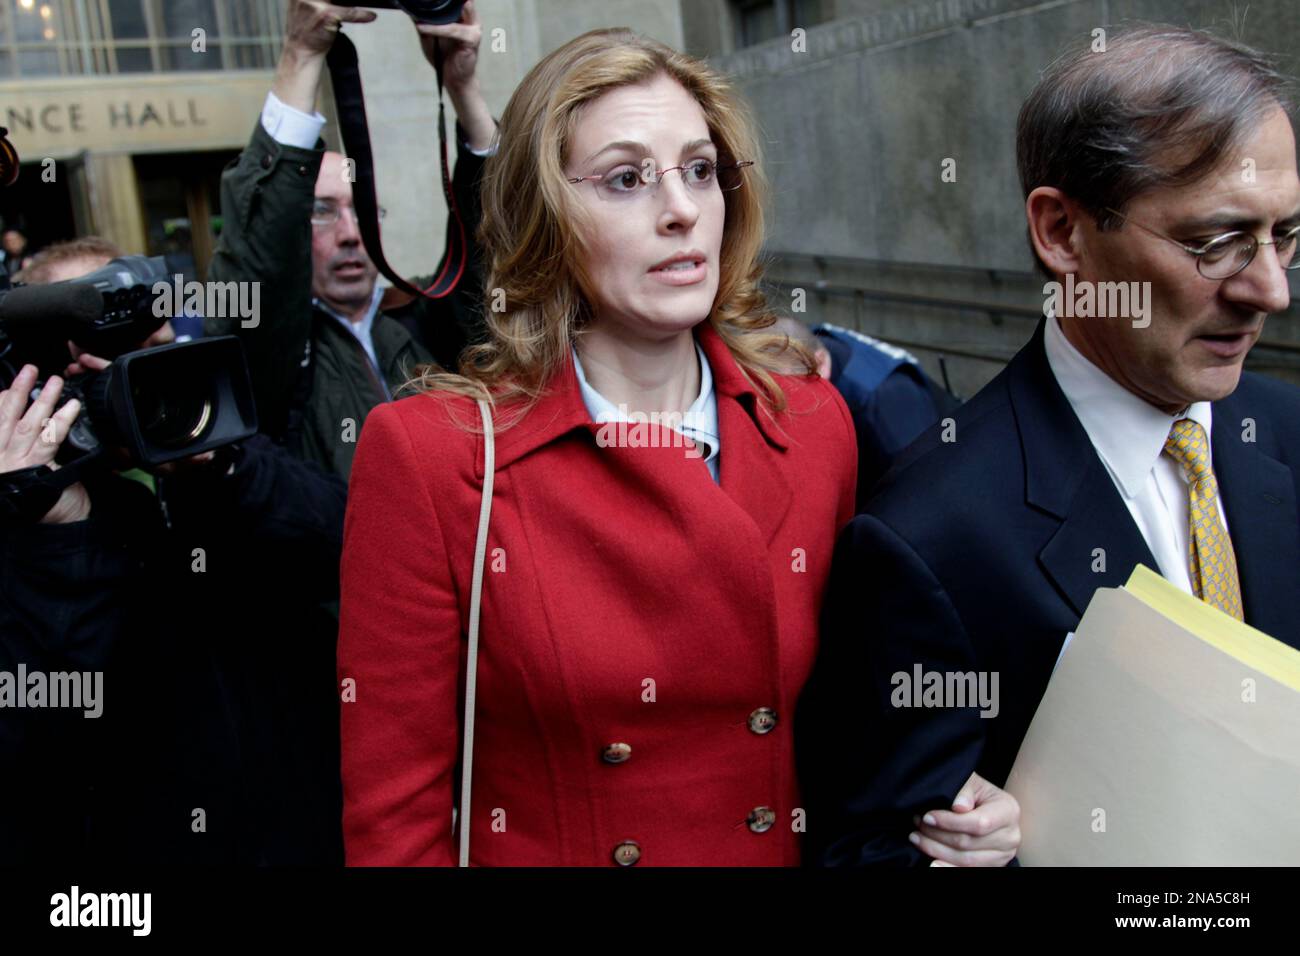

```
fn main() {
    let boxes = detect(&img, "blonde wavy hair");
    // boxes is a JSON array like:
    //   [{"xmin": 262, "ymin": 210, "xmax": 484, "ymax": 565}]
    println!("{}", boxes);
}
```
[{"xmin": 408, "ymin": 27, "xmax": 814, "ymax": 423}]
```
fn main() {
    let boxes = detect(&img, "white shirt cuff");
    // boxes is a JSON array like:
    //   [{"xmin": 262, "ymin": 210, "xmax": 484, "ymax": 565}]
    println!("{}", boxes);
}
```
[{"xmin": 261, "ymin": 90, "xmax": 325, "ymax": 150}]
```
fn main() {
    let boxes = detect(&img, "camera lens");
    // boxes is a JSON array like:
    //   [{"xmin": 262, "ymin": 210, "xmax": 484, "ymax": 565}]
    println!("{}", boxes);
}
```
[{"xmin": 130, "ymin": 368, "xmax": 214, "ymax": 450}]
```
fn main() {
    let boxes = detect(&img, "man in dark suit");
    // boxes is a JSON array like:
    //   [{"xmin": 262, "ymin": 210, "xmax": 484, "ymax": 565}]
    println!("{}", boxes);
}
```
[{"xmin": 798, "ymin": 23, "xmax": 1300, "ymax": 866}]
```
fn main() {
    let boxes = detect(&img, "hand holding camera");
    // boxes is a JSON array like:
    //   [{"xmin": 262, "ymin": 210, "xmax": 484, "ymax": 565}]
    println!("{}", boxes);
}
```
[
  {"xmin": 275, "ymin": 2, "xmax": 378, "ymax": 114},
  {"xmin": 413, "ymin": 0, "xmax": 481, "ymax": 92},
  {"xmin": 287, "ymin": 1, "xmax": 379, "ymax": 56},
  {"xmin": 276, "ymin": 0, "xmax": 488, "ymax": 149},
  {"xmin": 0, "ymin": 364, "xmax": 89, "ymax": 524}
]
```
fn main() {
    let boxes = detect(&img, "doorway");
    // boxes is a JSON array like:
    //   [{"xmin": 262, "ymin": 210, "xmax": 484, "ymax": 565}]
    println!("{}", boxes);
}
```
[
  {"xmin": 133, "ymin": 149, "xmax": 237, "ymax": 282},
  {"xmin": 0, "ymin": 159, "xmax": 77, "ymax": 280}
]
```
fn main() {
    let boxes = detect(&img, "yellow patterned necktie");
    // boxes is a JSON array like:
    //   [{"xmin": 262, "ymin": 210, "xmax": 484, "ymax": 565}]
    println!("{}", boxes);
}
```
[{"xmin": 1163, "ymin": 419, "xmax": 1244, "ymax": 620}]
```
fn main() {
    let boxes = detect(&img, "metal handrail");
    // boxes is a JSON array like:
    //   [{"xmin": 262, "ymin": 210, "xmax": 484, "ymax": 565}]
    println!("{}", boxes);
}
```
[
  {"xmin": 763, "ymin": 267, "xmax": 1300, "ymax": 356},
  {"xmin": 763, "ymin": 249, "xmax": 1300, "ymax": 310},
  {"xmin": 765, "ymin": 249, "xmax": 1041, "ymax": 284},
  {"xmin": 764, "ymin": 276, "xmax": 1044, "ymax": 321}
]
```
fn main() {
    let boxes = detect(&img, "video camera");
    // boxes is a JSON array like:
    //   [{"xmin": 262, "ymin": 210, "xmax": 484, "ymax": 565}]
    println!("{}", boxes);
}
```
[{"xmin": 0, "ymin": 255, "xmax": 257, "ymax": 470}]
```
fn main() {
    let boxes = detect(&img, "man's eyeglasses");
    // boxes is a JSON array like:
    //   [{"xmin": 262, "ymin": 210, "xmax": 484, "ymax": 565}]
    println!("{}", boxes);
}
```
[
  {"xmin": 567, "ymin": 158, "xmax": 755, "ymax": 202},
  {"xmin": 1104, "ymin": 206, "xmax": 1300, "ymax": 280},
  {"xmin": 311, "ymin": 200, "xmax": 386, "ymax": 228}
]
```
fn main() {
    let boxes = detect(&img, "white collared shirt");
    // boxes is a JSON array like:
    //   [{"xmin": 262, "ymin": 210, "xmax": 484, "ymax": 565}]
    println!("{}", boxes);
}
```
[
  {"xmin": 1044, "ymin": 313, "xmax": 1228, "ymax": 597},
  {"xmin": 572, "ymin": 342, "xmax": 721, "ymax": 483},
  {"xmin": 313, "ymin": 284, "xmax": 390, "ymax": 399},
  {"xmin": 261, "ymin": 90, "xmax": 327, "ymax": 150}
]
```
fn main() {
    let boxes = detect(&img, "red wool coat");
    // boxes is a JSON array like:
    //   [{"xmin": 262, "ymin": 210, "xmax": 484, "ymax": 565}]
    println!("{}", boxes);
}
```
[{"xmin": 338, "ymin": 321, "xmax": 857, "ymax": 866}]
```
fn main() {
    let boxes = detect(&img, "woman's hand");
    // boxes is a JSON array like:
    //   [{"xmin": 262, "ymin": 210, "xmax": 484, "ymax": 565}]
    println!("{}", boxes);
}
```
[{"xmin": 910, "ymin": 771, "xmax": 1021, "ymax": 866}]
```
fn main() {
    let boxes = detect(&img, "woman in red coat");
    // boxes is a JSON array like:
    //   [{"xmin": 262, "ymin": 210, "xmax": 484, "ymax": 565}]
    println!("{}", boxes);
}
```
[{"xmin": 338, "ymin": 28, "xmax": 857, "ymax": 866}]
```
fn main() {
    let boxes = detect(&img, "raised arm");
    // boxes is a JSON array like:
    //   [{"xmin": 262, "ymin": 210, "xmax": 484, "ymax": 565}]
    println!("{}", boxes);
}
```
[
  {"xmin": 398, "ymin": 1, "xmax": 497, "ymax": 368},
  {"xmin": 206, "ymin": 1, "xmax": 377, "ymax": 440}
]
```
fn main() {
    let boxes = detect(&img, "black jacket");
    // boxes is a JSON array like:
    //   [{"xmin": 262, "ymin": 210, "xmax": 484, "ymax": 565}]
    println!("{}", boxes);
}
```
[
  {"xmin": 207, "ymin": 121, "xmax": 489, "ymax": 480},
  {"xmin": 797, "ymin": 320, "xmax": 1300, "ymax": 866},
  {"xmin": 0, "ymin": 436, "xmax": 347, "ymax": 864}
]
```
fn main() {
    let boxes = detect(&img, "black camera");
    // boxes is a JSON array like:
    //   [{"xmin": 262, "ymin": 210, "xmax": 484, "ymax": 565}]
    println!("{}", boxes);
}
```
[
  {"xmin": 0, "ymin": 255, "xmax": 257, "ymax": 469},
  {"xmin": 336, "ymin": 0, "xmax": 465, "ymax": 24}
]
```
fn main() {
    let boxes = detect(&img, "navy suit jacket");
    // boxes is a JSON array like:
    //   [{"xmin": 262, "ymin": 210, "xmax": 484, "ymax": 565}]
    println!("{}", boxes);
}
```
[
  {"xmin": 815, "ymin": 324, "xmax": 959, "ymax": 510},
  {"xmin": 797, "ymin": 320, "xmax": 1300, "ymax": 866}
]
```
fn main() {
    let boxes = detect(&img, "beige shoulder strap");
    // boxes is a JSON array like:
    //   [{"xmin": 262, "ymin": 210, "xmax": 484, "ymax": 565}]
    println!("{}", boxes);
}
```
[{"xmin": 458, "ymin": 398, "xmax": 495, "ymax": 867}]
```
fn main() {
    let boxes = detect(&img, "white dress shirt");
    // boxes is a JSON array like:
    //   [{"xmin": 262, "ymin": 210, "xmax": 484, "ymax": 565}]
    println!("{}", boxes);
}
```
[
  {"xmin": 572, "ymin": 342, "xmax": 721, "ymax": 483},
  {"xmin": 261, "ymin": 90, "xmax": 327, "ymax": 149},
  {"xmin": 1043, "ymin": 313, "xmax": 1229, "ymax": 597},
  {"xmin": 312, "ymin": 284, "xmax": 389, "ymax": 398}
]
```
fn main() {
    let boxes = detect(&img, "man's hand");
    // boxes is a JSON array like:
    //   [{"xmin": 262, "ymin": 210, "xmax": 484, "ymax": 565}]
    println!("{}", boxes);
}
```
[
  {"xmin": 414, "ymin": 1, "xmax": 496, "ymax": 151},
  {"xmin": 414, "ymin": 0, "xmax": 482, "ymax": 91},
  {"xmin": 0, "ymin": 364, "xmax": 89, "ymax": 524},
  {"xmin": 284, "ymin": 0, "xmax": 377, "ymax": 58},
  {"xmin": 63, "ymin": 342, "xmax": 109, "ymax": 378},
  {"xmin": 274, "ymin": 1, "xmax": 378, "ymax": 114},
  {"xmin": 910, "ymin": 771, "xmax": 1021, "ymax": 867}
]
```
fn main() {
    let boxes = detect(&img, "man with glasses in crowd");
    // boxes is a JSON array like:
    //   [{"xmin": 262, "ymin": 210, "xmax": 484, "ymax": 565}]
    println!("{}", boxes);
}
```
[
  {"xmin": 799, "ymin": 23, "xmax": 1300, "ymax": 867},
  {"xmin": 208, "ymin": 0, "xmax": 496, "ymax": 479}
]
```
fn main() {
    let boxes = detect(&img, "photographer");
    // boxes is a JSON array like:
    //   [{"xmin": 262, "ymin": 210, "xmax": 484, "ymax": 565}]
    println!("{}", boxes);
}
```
[
  {"xmin": 0, "ymin": 256, "xmax": 348, "ymax": 864},
  {"xmin": 207, "ymin": 0, "xmax": 497, "ymax": 479}
]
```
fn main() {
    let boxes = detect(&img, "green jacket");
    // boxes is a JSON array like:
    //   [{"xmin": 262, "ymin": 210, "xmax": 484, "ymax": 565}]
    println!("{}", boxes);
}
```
[{"xmin": 207, "ymin": 120, "xmax": 486, "ymax": 479}]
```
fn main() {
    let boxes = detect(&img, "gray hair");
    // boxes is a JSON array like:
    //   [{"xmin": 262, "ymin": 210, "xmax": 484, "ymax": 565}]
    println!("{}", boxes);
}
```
[{"xmin": 1016, "ymin": 23, "xmax": 1296, "ymax": 276}]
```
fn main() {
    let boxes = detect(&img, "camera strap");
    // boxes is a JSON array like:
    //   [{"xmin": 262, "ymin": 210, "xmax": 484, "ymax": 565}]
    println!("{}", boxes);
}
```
[
  {"xmin": 0, "ymin": 451, "xmax": 104, "ymax": 526},
  {"xmin": 326, "ymin": 33, "xmax": 468, "ymax": 300}
]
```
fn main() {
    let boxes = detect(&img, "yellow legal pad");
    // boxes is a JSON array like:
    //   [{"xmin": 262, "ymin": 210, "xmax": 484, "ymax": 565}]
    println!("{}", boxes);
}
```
[{"xmin": 1125, "ymin": 564, "xmax": 1300, "ymax": 693}]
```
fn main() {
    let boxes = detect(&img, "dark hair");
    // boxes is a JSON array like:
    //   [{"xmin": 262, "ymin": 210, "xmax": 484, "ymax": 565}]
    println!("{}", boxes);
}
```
[{"xmin": 1016, "ymin": 23, "xmax": 1296, "ymax": 277}]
